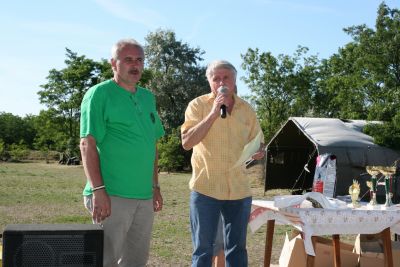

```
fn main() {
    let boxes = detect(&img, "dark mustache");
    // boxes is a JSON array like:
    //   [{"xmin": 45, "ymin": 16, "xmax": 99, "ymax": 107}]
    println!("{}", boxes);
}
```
[{"xmin": 128, "ymin": 68, "xmax": 139, "ymax": 74}]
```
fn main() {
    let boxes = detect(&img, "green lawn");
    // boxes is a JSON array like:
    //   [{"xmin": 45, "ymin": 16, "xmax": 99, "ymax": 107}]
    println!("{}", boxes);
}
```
[{"xmin": 0, "ymin": 161, "xmax": 292, "ymax": 266}]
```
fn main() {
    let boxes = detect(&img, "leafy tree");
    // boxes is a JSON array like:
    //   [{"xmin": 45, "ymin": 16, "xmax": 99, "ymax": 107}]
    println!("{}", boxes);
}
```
[
  {"xmin": 353, "ymin": 3, "xmax": 400, "ymax": 121},
  {"xmin": 33, "ymin": 109, "xmax": 68, "ymax": 152},
  {"xmin": 0, "ymin": 112, "xmax": 36, "ymax": 148},
  {"xmin": 241, "ymin": 2, "xmax": 400, "ymax": 150},
  {"xmin": 143, "ymin": 29, "xmax": 211, "ymax": 170},
  {"xmin": 320, "ymin": 3, "xmax": 400, "ymax": 122},
  {"xmin": 144, "ymin": 29, "xmax": 209, "ymax": 133},
  {"xmin": 0, "ymin": 138, "xmax": 8, "ymax": 161},
  {"xmin": 158, "ymin": 128, "xmax": 185, "ymax": 172},
  {"xmin": 22, "ymin": 115, "xmax": 38, "ymax": 148},
  {"xmin": 324, "ymin": 3, "xmax": 400, "ymax": 147},
  {"xmin": 38, "ymin": 49, "xmax": 113, "ymax": 144},
  {"xmin": 312, "ymin": 45, "xmax": 369, "ymax": 119},
  {"xmin": 241, "ymin": 46, "xmax": 320, "ymax": 141},
  {"xmin": 364, "ymin": 118, "xmax": 400, "ymax": 150}
]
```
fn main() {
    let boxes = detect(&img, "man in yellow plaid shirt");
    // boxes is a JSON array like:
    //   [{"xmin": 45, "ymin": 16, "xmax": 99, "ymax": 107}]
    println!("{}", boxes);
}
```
[{"xmin": 181, "ymin": 60, "xmax": 265, "ymax": 267}]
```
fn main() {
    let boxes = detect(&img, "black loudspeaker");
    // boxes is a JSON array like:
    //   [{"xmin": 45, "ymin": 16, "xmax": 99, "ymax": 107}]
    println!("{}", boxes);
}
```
[{"xmin": 2, "ymin": 224, "xmax": 103, "ymax": 267}]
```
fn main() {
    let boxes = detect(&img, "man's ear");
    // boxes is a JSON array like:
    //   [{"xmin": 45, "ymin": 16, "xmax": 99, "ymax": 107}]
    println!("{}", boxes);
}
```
[{"xmin": 110, "ymin": 58, "xmax": 117, "ymax": 72}]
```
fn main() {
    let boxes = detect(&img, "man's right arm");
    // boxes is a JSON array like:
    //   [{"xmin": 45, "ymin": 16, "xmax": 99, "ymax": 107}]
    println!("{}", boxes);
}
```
[
  {"xmin": 80, "ymin": 135, "xmax": 103, "ymax": 187},
  {"xmin": 181, "ymin": 110, "xmax": 219, "ymax": 151},
  {"xmin": 80, "ymin": 135, "xmax": 110, "ymax": 222},
  {"xmin": 182, "ymin": 93, "xmax": 227, "ymax": 150}
]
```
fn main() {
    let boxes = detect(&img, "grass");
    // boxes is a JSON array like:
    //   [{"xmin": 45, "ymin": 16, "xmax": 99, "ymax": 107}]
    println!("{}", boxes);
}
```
[{"xmin": 0, "ymin": 161, "xmax": 293, "ymax": 266}]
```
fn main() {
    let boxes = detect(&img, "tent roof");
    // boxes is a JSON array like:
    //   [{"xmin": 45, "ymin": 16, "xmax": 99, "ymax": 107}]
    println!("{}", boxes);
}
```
[
  {"xmin": 266, "ymin": 116, "xmax": 400, "ymax": 170},
  {"xmin": 287, "ymin": 117, "xmax": 380, "ymax": 148},
  {"xmin": 265, "ymin": 117, "xmax": 400, "ymax": 196}
]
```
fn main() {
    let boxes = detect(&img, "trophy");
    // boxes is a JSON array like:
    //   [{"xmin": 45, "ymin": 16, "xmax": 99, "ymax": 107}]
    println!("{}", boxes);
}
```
[
  {"xmin": 366, "ymin": 166, "xmax": 379, "ymax": 206},
  {"xmin": 378, "ymin": 166, "xmax": 396, "ymax": 207},
  {"xmin": 348, "ymin": 179, "xmax": 360, "ymax": 208}
]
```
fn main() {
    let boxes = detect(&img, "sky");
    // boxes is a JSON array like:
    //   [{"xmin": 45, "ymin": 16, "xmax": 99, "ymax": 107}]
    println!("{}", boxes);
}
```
[{"xmin": 0, "ymin": 0, "xmax": 398, "ymax": 117}]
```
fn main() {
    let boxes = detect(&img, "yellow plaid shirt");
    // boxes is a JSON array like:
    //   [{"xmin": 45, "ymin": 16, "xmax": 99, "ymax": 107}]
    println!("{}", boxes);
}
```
[{"xmin": 181, "ymin": 93, "xmax": 263, "ymax": 200}]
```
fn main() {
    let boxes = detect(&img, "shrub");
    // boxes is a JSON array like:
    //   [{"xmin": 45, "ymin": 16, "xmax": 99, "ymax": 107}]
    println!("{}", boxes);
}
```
[
  {"xmin": 158, "ymin": 129, "xmax": 185, "ymax": 172},
  {"xmin": 8, "ymin": 142, "xmax": 30, "ymax": 161}
]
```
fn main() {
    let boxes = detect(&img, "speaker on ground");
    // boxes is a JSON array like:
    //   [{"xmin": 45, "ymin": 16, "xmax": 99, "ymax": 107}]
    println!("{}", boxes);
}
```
[{"xmin": 2, "ymin": 224, "xmax": 103, "ymax": 267}]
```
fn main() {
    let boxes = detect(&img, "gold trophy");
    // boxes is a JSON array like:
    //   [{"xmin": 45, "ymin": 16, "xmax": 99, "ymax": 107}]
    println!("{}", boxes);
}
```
[
  {"xmin": 366, "ymin": 166, "xmax": 380, "ymax": 206},
  {"xmin": 378, "ymin": 166, "xmax": 396, "ymax": 207},
  {"xmin": 349, "ymin": 179, "xmax": 360, "ymax": 208}
]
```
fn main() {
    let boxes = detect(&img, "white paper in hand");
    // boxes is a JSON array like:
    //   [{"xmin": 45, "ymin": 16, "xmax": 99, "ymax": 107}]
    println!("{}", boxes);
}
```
[{"xmin": 233, "ymin": 131, "xmax": 263, "ymax": 168}]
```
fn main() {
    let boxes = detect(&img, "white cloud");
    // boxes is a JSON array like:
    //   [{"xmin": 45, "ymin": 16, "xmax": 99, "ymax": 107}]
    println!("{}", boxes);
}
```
[
  {"xmin": 252, "ymin": 0, "xmax": 336, "ymax": 14},
  {"xmin": 183, "ymin": 13, "xmax": 213, "ymax": 43},
  {"xmin": 20, "ymin": 20, "xmax": 107, "ymax": 38},
  {"xmin": 93, "ymin": 0, "xmax": 165, "ymax": 29}
]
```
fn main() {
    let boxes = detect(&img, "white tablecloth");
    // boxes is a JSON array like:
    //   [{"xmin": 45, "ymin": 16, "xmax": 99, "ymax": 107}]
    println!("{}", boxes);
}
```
[{"xmin": 249, "ymin": 197, "xmax": 400, "ymax": 256}]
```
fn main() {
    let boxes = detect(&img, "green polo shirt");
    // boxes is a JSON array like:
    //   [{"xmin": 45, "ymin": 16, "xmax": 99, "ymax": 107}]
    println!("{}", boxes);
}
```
[{"xmin": 80, "ymin": 79, "xmax": 165, "ymax": 199}]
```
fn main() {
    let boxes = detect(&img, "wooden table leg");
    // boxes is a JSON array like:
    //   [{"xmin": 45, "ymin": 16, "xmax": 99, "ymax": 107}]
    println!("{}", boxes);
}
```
[
  {"xmin": 306, "ymin": 255, "xmax": 315, "ymax": 267},
  {"xmin": 332, "ymin": 234, "xmax": 341, "ymax": 267},
  {"xmin": 306, "ymin": 236, "xmax": 317, "ymax": 267},
  {"xmin": 264, "ymin": 220, "xmax": 275, "ymax": 267},
  {"xmin": 381, "ymin": 227, "xmax": 393, "ymax": 267}
]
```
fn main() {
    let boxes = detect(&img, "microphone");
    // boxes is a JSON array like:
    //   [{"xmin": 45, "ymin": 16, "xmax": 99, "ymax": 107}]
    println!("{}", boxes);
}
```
[{"xmin": 218, "ymin": 86, "xmax": 228, "ymax": 118}]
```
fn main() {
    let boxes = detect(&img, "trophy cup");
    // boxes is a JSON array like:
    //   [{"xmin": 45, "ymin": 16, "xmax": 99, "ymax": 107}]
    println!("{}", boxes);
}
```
[
  {"xmin": 378, "ymin": 166, "xmax": 396, "ymax": 207},
  {"xmin": 366, "ymin": 166, "xmax": 379, "ymax": 206},
  {"xmin": 348, "ymin": 179, "xmax": 360, "ymax": 208}
]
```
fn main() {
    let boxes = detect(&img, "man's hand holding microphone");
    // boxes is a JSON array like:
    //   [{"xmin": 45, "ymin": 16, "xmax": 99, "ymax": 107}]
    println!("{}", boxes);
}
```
[{"xmin": 215, "ymin": 86, "xmax": 229, "ymax": 119}]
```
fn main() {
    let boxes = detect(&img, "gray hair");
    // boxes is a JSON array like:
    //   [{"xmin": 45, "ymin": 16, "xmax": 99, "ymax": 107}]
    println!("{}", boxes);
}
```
[
  {"xmin": 205, "ymin": 60, "xmax": 237, "ymax": 81},
  {"xmin": 111, "ymin": 38, "xmax": 144, "ymax": 60}
]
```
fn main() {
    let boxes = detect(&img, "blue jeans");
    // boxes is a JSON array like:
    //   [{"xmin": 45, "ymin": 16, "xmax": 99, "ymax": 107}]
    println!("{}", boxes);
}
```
[
  {"xmin": 213, "ymin": 215, "xmax": 224, "ymax": 256},
  {"xmin": 190, "ymin": 191, "xmax": 252, "ymax": 267}
]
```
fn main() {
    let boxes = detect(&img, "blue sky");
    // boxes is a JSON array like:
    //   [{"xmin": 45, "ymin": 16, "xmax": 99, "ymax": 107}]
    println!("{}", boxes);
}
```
[{"xmin": 0, "ymin": 0, "xmax": 398, "ymax": 116}]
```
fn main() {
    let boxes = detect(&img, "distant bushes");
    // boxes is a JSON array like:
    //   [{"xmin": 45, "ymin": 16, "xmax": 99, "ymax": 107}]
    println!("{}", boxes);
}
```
[{"xmin": 0, "ymin": 147, "xmax": 60, "ymax": 162}]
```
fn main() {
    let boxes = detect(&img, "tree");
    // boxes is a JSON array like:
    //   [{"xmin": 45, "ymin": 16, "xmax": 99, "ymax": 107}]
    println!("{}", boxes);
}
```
[
  {"xmin": 324, "ymin": 3, "xmax": 400, "ymax": 148},
  {"xmin": 319, "ymin": 3, "xmax": 400, "ymax": 122},
  {"xmin": 158, "ymin": 128, "xmax": 185, "ymax": 172},
  {"xmin": 364, "ymin": 118, "xmax": 400, "ymax": 150},
  {"xmin": 354, "ymin": 3, "xmax": 400, "ymax": 121},
  {"xmin": 143, "ymin": 29, "xmax": 210, "ymax": 171},
  {"xmin": 241, "ymin": 46, "xmax": 320, "ymax": 141},
  {"xmin": 33, "ymin": 109, "xmax": 67, "ymax": 152},
  {"xmin": 241, "ymin": 3, "xmax": 400, "ymax": 149},
  {"xmin": 0, "ymin": 138, "xmax": 6, "ymax": 161},
  {"xmin": 144, "ymin": 29, "xmax": 209, "ymax": 133},
  {"xmin": 38, "ymin": 49, "xmax": 112, "ymax": 144},
  {"xmin": 0, "ymin": 112, "xmax": 36, "ymax": 148},
  {"xmin": 312, "ymin": 44, "xmax": 369, "ymax": 119}
]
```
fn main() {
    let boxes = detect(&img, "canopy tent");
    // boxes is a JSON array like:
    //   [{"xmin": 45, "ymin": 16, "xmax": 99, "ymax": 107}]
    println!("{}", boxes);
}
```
[{"xmin": 265, "ymin": 117, "xmax": 400, "ymax": 197}]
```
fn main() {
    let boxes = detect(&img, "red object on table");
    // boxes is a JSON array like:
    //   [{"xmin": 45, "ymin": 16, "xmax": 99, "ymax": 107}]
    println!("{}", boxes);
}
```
[{"xmin": 313, "ymin": 179, "xmax": 324, "ymax": 193}]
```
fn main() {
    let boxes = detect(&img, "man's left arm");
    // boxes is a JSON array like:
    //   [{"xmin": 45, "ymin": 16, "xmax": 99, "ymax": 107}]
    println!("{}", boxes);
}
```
[
  {"xmin": 252, "ymin": 143, "xmax": 266, "ymax": 160},
  {"xmin": 152, "ymin": 147, "xmax": 163, "ymax": 212}
]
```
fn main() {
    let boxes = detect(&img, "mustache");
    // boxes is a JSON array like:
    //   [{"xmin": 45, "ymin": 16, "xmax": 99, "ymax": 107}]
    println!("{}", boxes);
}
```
[{"xmin": 128, "ymin": 68, "xmax": 140, "ymax": 75}]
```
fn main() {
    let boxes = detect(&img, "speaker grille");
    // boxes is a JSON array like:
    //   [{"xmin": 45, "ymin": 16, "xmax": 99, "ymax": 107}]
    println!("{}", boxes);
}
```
[
  {"xmin": 15, "ymin": 239, "xmax": 55, "ymax": 266},
  {"xmin": 3, "ymin": 224, "xmax": 103, "ymax": 267}
]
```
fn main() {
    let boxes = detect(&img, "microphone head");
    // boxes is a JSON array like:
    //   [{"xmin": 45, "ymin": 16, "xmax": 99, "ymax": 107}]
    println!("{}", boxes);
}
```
[
  {"xmin": 217, "ymin": 86, "xmax": 228, "ymax": 119},
  {"xmin": 217, "ymin": 86, "xmax": 228, "ymax": 94}
]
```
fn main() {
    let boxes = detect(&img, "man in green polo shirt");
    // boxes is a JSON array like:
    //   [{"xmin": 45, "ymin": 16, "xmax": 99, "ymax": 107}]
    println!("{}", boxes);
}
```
[{"xmin": 80, "ymin": 38, "xmax": 165, "ymax": 267}]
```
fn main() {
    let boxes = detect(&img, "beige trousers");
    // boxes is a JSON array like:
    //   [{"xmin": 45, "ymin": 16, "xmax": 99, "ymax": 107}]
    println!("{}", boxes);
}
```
[{"xmin": 84, "ymin": 195, "xmax": 154, "ymax": 267}]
